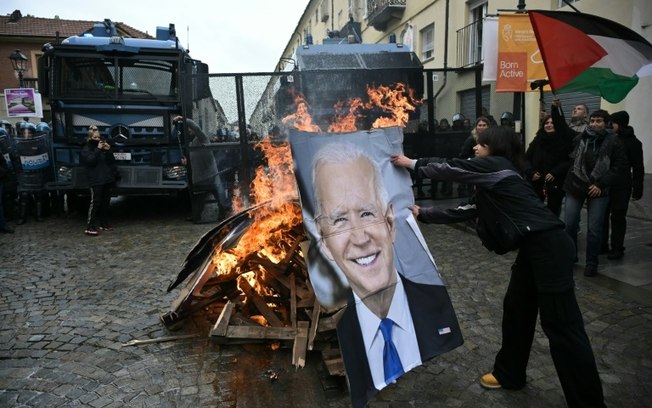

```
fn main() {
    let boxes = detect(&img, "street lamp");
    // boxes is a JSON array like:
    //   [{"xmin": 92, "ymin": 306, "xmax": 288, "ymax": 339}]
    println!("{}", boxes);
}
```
[{"xmin": 9, "ymin": 49, "xmax": 28, "ymax": 88}]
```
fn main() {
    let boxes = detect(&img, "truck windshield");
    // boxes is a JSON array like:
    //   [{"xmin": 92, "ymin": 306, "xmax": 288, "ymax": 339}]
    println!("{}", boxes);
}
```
[{"xmin": 56, "ymin": 56, "xmax": 177, "ymax": 99}]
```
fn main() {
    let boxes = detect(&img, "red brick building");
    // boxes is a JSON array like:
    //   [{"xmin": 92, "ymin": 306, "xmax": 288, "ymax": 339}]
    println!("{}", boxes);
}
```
[{"xmin": 0, "ymin": 9, "xmax": 149, "ymax": 123}]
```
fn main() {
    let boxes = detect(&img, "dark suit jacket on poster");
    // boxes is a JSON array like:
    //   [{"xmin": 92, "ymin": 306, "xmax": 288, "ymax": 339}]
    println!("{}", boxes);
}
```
[{"xmin": 337, "ymin": 274, "xmax": 463, "ymax": 408}]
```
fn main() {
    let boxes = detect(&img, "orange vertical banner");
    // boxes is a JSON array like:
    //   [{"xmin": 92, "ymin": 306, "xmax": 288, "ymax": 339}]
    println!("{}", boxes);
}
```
[{"xmin": 496, "ymin": 14, "xmax": 548, "ymax": 92}]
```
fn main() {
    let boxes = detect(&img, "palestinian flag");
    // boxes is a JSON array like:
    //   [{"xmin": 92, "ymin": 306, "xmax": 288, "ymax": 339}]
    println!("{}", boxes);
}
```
[{"xmin": 529, "ymin": 10, "xmax": 652, "ymax": 103}]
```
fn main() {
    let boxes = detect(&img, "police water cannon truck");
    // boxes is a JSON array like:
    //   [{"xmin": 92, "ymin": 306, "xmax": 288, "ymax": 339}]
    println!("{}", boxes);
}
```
[{"xmin": 38, "ymin": 19, "xmax": 215, "ymax": 198}]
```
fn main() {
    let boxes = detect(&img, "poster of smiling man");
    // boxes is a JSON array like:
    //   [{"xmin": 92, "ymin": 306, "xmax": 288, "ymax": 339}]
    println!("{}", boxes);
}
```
[{"xmin": 289, "ymin": 126, "xmax": 463, "ymax": 408}]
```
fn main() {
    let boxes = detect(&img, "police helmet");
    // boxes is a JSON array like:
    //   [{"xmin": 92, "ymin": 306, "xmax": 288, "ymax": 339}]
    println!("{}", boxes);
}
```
[
  {"xmin": 0, "ymin": 128, "xmax": 9, "ymax": 153},
  {"xmin": 36, "ymin": 122, "xmax": 51, "ymax": 136},
  {"xmin": 500, "ymin": 112, "xmax": 514, "ymax": 126},
  {"xmin": 0, "ymin": 119, "xmax": 13, "ymax": 130},
  {"xmin": 452, "ymin": 113, "xmax": 465, "ymax": 123},
  {"xmin": 18, "ymin": 122, "xmax": 37, "ymax": 137}
]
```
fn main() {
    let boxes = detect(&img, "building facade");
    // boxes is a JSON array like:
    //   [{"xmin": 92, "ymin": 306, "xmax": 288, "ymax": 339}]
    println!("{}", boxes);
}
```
[{"xmin": 277, "ymin": 0, "xmax": 652, "ymax": 175}]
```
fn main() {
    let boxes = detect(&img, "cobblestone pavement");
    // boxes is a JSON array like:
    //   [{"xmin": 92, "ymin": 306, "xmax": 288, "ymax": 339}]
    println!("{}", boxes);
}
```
[{"xmin": 1, "ymin": 196, "xmax": 650, "ymax": 407}]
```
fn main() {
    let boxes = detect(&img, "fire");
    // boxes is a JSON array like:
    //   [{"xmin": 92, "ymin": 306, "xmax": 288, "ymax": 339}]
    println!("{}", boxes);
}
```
[
  {"xmin": 211, "ymin": 136, "xmax": 302, "ymax": 300},
  {"xmin": 366, "ymin": 83, "xmax": 419, "ymax": 129},
  {"xmin": 286, "ymin": 82, "xmax": 421, "ymax": 133},
  {"xmin": 327, "ymin": 98, "xmax": 366, "ymax": 132},
  {"xmin": 209, "ymin": 82, "xmax": 419, "ymax": 306},
  {"xmin": 281, "ymin": 94, "xmax": 320, "ymax": 132}
]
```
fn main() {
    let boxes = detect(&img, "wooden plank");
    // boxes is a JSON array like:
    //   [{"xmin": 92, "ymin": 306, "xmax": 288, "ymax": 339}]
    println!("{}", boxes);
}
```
[
  {"xmin": 292, "ymin": 321, "xmax": 309, "ymax": 368},
  {"xmin": 223, "ymin": 325, "xmax": 297, "ymax": 340},
  {"xmin": 210, "ymin": 300, "xmax": 235, "ymax": 337},
  {"xmin": 318, "ymin": 307, "xmax": 346, "ymax": 332},
  {"xmin": 322, "ymin": 348, "xmax": 346, "ymax": 376},
  {"xmin": 238, "ymin": 278, "xmax": 284, "ymax": 327},
  {"xmin": 290, "ymin": 274, "xmax": 297, "ymax": 329},
  {"xmin": 264, "ymin": 266, "xmax": 311, "ymax": 300},
  {"xmin": 307, "ymin": 298, "xmax": 320, "ymax": 351}
]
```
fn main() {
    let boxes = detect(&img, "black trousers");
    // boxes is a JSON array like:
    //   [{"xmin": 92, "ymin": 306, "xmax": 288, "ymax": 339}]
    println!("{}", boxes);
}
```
[
  {"xmin": 533, "ymin": 181, "xmax": 565, "ymax": 217},
  {"xmin": 87, "ymin": 183, "xmax": 112, "ymax": 229},
  {"xmin": 492, "ymin": 228, "xmax": 606, "ymax": 408},
  {"xmin": 602, "ymin": 187, "xmax": 631, "ymax": 252}
]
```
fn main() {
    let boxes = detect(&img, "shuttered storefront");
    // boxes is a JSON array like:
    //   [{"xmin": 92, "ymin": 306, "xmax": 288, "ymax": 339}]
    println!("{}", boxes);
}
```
[
  {"xmin": 543, "ymin": 91, "xmax": 601, "ymax": 119},
  {"xmin": 460, "ymin": 85, "xmax": 491, "ymax": 121}
]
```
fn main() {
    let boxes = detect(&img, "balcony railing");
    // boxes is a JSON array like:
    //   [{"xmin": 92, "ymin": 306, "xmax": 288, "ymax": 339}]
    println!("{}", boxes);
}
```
[
  {"xmin": 456, "ymin": 18, "xmax": 483, "ymax": 68},
  {"xmin": 366, "ymin": 0, "xmax": 406, "ymax": 31}
]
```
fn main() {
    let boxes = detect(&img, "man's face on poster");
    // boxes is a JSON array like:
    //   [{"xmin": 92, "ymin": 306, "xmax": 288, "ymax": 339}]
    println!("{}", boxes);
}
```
[{"xmin": 315, "ymin": 158, "xmax": 396, "ymax": 299}]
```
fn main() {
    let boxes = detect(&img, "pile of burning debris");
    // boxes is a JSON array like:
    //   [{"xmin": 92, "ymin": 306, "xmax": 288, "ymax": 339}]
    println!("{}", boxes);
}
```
[{"xmin": 160, "ymin": 83, "xmax": 420, "ymax": 375}]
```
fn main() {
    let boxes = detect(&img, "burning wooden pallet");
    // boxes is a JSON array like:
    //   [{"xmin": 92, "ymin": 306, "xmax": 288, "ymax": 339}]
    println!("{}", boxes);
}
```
[{"xmin": 162, "ymin": 203, "xmax": 345, "ymax": 375}]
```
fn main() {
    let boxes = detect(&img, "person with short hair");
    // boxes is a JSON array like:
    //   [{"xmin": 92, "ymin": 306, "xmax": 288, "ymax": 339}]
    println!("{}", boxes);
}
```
[
  {"xmin": 569, "ymin": 103, "xmax": 590, "ymax": 134},
  {"xmin": 563, "ymin": 110, "xmax": 628, "ymax": 276}
]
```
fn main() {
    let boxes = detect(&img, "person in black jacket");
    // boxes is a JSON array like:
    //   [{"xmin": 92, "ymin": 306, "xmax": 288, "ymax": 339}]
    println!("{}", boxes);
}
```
[
  {"xmin": 602, "ymin": 110, "xmax": 645, "ymax": 260},
  {"xmin": 525, "ymin": 100, "xmax": 574, "ymax": 216},
  {"xmin": 563, "ymin": 110, "xmax": 629, "ymax": 277},
  {"xmin": 80, "ymin": 126, "xmax": 117, "ymax": 236},
  {"xmin": 391, "ymin": 126, "xmax": 606, "ymax": 408}
]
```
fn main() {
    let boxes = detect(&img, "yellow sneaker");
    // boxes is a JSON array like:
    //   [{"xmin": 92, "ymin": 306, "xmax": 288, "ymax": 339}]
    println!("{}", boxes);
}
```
[{"xmin": 480, "ymin": 372, "xmax": 502, "ymax": 389}]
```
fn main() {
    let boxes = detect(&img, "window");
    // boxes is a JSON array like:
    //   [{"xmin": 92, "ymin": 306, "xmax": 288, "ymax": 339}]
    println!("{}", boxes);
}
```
[
  {"xmin": 349, "ymin": 0, "xmax": 360, "ymax": 21},
  {"xmin": 469, "ymin": 1, "xmax": 487, "ymax": 66},
  {"xmin": 420, "ymin": 24, "xmax": 434, "ymax": 61}
]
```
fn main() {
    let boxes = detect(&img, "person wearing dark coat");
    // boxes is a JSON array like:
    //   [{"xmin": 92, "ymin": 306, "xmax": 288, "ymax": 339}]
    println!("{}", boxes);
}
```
[
  {"xmin": 602, "ymin": 110, "xmax": 645, "ymax": 260},
  {"xmin": 391, "ymin": 126, "xmax": 606, "ymax": 408},
  {"xmin": 80, "ymin": 126, "xmax": 117, "ymax": 236},
  {"xmin": 525, "ymin": 100, "xmax": 574, "ymax": 216},
  {"xmin": 563, "ymin": 110, "xmax": 629, "ymax": 277}
]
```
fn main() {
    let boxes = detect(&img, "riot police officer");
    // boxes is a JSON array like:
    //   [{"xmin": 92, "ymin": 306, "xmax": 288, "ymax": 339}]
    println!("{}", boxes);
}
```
[
  {"xmin": 0, "ymin": 127, "xmax": 16, "ymax": 230},
  {"xmin": 12, "ymin": 121, "xmax": 50, "ymax": 224},
  {"xmin": 500, "ymin": 112, "xmax": 514, "ymax": 128}
]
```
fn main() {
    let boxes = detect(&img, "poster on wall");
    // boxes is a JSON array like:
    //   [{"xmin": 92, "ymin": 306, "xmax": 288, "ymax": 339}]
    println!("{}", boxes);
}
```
[
  {"xmin": 4, "ymin": 88, "xmax": 43, "ymax": 118},
  {"xmin": 289, "ymin": 127, "xmax": 463, "ymax": 408}
]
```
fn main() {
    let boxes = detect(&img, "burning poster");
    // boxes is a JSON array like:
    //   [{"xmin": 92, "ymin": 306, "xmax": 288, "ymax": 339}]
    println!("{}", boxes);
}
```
[{"xmin": 289, "ymin": 127, "xmax": 463, "ymax": 408}]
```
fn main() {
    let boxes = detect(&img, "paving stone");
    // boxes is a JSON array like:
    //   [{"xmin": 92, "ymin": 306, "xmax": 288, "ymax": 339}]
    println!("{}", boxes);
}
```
[{"xmin": 1, "ymin": 196, "xmax": 650, "ymax": 407}]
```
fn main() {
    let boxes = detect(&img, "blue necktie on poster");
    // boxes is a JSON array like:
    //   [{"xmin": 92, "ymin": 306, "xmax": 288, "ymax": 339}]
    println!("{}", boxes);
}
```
[{"xmin": 380, "ymin": 318, "xmax": 404, "ymax": 383}]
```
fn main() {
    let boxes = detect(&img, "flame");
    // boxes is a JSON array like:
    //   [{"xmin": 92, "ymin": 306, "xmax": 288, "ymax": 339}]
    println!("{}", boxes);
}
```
[
  {"xmin": 366, "ymin": 83, "xmax": 419, "ymax": 129},
  {"xmin": 327, "ymin": 98, "xmax": 366, "ymax": 132},
  {"xmin": 210, "ymin": 136, "xmax": 302, "ymax": 300},
  {"xmin": 281, "ymin": 94, "xmax": 320, "ymax": 132},
  {"xmin": 208, "ymin": 82, "xmax": 420, "ymax": 310},
  {"xmin": 283, "ymin": 82, "xmax": 421, "ymax": 133}
]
